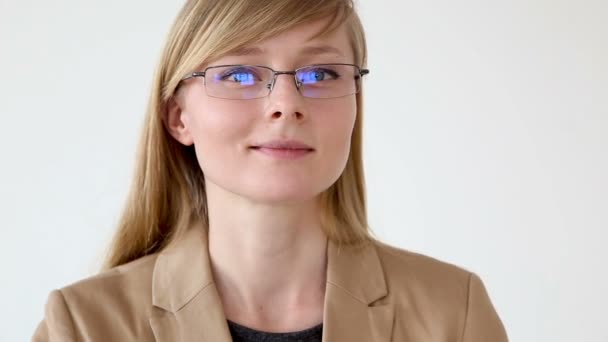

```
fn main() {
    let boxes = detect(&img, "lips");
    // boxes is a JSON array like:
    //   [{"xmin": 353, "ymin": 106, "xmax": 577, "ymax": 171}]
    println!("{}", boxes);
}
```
[
  {"xmin": 250, "ymin": 146, "xmax": 313, "ymax": 151},
  {"xmin": 250, "ymin": 139, "xmax": 314, "ymax": 150},
  {"xmin": 250, "ymin": 146, "xmax": 313, "ymax": 159}
]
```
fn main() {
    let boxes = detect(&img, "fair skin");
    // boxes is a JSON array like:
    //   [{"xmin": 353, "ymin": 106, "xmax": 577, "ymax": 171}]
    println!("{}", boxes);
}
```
[{"xmin": 166, "ymin": 18, "xmax": 357, "ymax": 332}]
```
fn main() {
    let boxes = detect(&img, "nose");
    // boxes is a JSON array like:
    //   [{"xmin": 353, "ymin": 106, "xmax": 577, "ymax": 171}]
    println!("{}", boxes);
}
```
[{"xmin": 264, "ymin": 73, "xmax": 307, "ymax": 121}]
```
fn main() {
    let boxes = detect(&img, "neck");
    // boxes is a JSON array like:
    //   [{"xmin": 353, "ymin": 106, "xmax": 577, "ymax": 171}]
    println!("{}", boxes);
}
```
[{"xmin": 205, "ymin": 182, "xmax": 328, "ymax": 331}]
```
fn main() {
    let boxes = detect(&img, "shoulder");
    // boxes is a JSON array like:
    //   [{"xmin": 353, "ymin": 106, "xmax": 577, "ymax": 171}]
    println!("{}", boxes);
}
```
[
  {"xmin": 374, "ymin": 241, "xmax": 507, "ymax": 341},
  {"xmin": 34, "ymin": 253, "xmax": 160, "ymax": 341},
  {"xmin": 60, "ymin": 252, "xmax": 159, "ymax": 306},
  {"xmin": 372, "ymin": 239, "xmax": 473, "ymax": 284},
  {"xmin": 368, "ymin": 239, "xmax": 508, "ymax": 340},
  {"xmin": 370, "ymin": 239, "xmax": 474, "ymax": 312}
]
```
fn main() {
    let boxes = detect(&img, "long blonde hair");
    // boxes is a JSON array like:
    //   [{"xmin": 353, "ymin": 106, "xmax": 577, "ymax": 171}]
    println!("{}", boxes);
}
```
[{"xmin": 103, "ymin": 0, "xmax": 373, "ymax": 269}]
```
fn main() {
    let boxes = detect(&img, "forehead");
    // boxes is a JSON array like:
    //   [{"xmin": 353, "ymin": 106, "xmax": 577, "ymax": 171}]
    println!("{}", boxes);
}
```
[
  {"xmin": 220, "ymin": 18, "xmax": 353, "ymax": 62},
  {"xmin": 228, "ymin": 45, "xmax": 346, "ymax": 59}
]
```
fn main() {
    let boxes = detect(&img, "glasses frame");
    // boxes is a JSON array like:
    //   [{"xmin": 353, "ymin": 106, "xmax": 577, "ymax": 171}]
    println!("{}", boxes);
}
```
[{"xmin": 179, "ymin": 63, "xmax": 370, "ymax": 100}]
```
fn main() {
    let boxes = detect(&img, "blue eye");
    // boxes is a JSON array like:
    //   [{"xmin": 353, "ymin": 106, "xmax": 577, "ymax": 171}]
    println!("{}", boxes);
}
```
[
  {"xmin": 231, "ymin": 72, "xmax": 254, "ymax": 85},
  {"xmin": 219, "ymin": 68, "xmax": 259, "ymax": 85},
  {"xmin": 297, "ymin": 68, "xmax": 339, "ymax": 84}
]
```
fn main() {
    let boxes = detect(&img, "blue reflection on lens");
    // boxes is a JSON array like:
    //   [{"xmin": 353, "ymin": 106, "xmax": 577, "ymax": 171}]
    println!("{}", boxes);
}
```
[
  {"xmin": 230, "ymin": 72, "xmax": 255, "ymax": 85},
  {"xmin": 298, "ymin": 70, "xmax": 326, "ymax": 84}
]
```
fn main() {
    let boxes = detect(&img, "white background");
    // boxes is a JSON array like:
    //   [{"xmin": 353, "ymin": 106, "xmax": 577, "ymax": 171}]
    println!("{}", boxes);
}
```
[{"xmin": 1, "ymin": 0, "xmax": 606, "ymax": 341}]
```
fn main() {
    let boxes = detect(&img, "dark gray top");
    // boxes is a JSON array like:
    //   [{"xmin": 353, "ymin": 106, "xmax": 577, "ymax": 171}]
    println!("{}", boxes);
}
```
[{"xmin": 227, "ymin": 320, "xmax": 323, "ymax": 342}]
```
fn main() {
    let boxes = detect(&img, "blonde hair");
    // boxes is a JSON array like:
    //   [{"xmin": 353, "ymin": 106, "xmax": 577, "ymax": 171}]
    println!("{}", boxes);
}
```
[{"xmin": 103, "ymin": 0, "xmax": 373, "ymax": 269}]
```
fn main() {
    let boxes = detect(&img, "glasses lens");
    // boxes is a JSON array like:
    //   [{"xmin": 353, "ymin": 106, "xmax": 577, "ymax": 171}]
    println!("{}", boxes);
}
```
[
  {"xmin": 205, "ymin": 65, "xmax": 272, "ymax": 99},
  {"xmin": 296, "ymin": 64, "xmax": 360, "ymax": 99}
]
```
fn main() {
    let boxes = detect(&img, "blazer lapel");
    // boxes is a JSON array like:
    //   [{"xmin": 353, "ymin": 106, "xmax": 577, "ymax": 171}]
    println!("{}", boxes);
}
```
[
  {"xmin": 149, "ymin": 283, "xmax": 232, "ymax": 342},
  {"xmin": 322, "ymin": 239, "xmax": 395, "ymax": 342},
  {"xmin": 149, "ymin": 222, "xmax": 232, "ymax": 342},
  {"xmin": 148, "ymin": 220, "xmax": 395, "ymax": 342}
]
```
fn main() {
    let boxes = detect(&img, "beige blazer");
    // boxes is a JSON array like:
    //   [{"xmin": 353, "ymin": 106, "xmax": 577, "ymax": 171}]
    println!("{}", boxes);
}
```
[{"xmin": 32, "ymin": 224, "xmax": 508, "ymax": 341}]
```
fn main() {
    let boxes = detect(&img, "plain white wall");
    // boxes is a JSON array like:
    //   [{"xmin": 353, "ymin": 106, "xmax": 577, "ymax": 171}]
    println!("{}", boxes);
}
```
[{"xmin": 1, "ymin": 0, "xmax": 606, "ymax": 341}]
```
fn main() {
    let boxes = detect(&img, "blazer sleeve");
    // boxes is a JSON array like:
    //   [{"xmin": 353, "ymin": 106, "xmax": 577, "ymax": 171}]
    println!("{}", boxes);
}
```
[
  {"xmin": 31, "ymin": 290, "xmax": 77, "ymax": 342},
  {"xmin": 461, "ymin": 272, "xmax": 509, "ymax": 342}
]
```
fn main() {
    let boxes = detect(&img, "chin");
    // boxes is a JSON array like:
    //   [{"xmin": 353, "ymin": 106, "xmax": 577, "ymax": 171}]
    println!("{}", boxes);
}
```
[
  {"xmin": 206, "ymin": 176, "xmax": 331, "ymax": 205},
  {"xmin": 244, "ymin": 189, "xmax": 320, "ymax": 205}
]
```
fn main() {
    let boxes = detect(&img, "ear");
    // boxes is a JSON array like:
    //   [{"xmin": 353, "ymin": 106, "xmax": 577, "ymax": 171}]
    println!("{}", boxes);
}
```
[{"xmin": 165, "ymin": 96, "xmax": 194, "ymax": 146}]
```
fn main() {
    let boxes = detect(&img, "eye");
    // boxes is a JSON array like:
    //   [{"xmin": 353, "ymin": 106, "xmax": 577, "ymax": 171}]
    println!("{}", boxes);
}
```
[
  {"xmin": 297, "ymin": 67, "xmax": 340, "ymax": 84},
  {"xmin": 218, "ymin": 67, "xmax": 262, "ymax": 85}
]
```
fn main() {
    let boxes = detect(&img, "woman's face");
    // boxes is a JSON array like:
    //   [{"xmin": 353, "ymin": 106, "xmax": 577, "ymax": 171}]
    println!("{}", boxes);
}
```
[{"xmin": 169, "ymin": 19, "xmax": 358, "ymax": 204}]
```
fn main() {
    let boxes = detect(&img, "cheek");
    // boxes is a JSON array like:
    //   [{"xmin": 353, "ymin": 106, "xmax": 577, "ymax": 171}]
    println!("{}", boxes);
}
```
[
  {"xmin": 185, "ymin": 101, "xmax": 252, "ymax": 169},
  {"xmin": 190, "ymin": 102, "xmax": 251, "ymax": 137},
  {"xmin": 316, "ymin": 100, "xmax": 357, "ymax": 181},
  {"xmin": 324, "ymin": 100, "xmax": 357, "ymax": 153}
]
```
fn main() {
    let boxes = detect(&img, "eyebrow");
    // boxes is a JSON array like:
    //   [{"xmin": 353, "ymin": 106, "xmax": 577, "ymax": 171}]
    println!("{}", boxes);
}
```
[{"xmin": 226, "ymin": 45, "xmax": 345, "ymax": 57}]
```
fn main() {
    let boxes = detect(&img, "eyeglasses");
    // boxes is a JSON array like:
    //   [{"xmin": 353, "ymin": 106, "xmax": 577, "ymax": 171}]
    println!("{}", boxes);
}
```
[{"xmin": 180, "ymin": 63, "xmax": 369, "ymax": 100}]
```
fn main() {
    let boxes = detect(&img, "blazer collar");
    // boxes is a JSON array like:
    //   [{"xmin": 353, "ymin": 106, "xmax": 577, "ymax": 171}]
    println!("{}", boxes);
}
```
[
  {"xmin": 152, "ymin": 222, "xmax": 213, "ymax": 312},
  {"xmin": 150, "ymin": 221, "xmax": 394, "ymax": 341}
]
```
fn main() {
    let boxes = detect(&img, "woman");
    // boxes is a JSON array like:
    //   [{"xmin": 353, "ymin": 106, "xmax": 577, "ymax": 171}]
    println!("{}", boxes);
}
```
[{"xmin": 33, "ymin": 0, "xmax": 508, "ymax": 341}]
